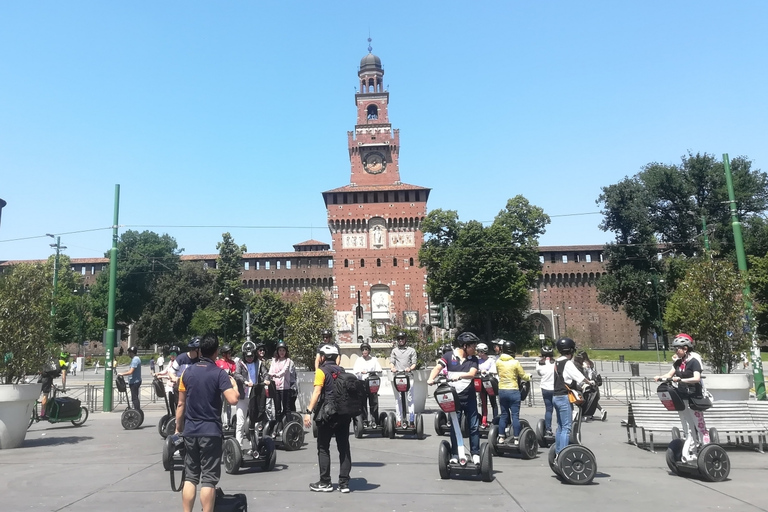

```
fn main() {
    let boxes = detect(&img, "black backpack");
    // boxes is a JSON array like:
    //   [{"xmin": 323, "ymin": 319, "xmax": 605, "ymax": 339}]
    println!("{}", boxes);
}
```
[
  {"xmin": 214, "ymin": 488, "xmax": 247, "ymax": 512},
  {"xmin": 319, "ymin": 367, "xmax": 365, "ymax": 420}
]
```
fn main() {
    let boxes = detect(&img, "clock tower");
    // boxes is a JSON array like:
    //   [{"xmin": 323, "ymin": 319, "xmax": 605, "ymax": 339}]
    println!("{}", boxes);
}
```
[{"xmin": 323, "ymin": 41, "xmax": 431, "ymax": 342}]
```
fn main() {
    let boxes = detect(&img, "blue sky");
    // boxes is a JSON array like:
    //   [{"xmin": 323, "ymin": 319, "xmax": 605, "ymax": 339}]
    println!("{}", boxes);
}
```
[{"xmin": 2, "ymin": 1, "xmax": 767, "ymax": 261}]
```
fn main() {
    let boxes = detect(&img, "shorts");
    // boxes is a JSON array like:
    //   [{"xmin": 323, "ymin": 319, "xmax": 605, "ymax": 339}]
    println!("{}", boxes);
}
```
[{"xmin": 183, "ymin": 436, "xmax": 223, "ymax": 488}]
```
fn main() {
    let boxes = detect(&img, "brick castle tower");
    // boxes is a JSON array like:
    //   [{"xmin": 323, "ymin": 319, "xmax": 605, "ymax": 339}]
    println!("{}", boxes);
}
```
[{"xmin": 323, "ymin": 41, "xmax": 431, "ymax": 342}]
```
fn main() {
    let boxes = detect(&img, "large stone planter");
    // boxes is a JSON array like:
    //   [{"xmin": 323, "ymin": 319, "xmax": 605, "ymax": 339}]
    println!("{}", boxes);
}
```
[
  {"xmin": 0, "ymin": 383, "xmax": 42, "ymax": 449},
  {"xmin": 705, "ymin": 373, "xmax": 750, "ymax": 401}
]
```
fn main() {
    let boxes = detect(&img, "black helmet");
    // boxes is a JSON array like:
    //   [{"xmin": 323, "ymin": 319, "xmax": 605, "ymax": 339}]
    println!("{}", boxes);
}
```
[
  {"xmin": 276, "ymin": 340, "xmax": 288, "ymax": 354},
  {"xmin": 541, "ymin": 345, "xmax": 554, "ymax": 357},
  {"xmin": 220, "ymin": 344, "xmax": 232, "ymax": 354},
  {"xmin": 242, "ymin": 341, "xmax": 256, "ymax": 357},
  {"xmin": 454, "ymin": 331, "xmax": 480, "ymax": 348},
  {"xmin": 502, "ymin": 340, "xmax": 516, "ymax": 355},
  {"xmin": 360, "ymin": 343, "xmax": 371, "ymax": 352},
  {"xmin": 187, "ymin": 337, "xmax": 201, "ymax": 350},
  {"xmin": 169, "ymin": 345, "xmax": 181, "ymax": 355},
  {"xmin": 556, "ymin": 337, "xmax": 576, "ymax": 354},
  {"xmin": 396, "ymin": 331, "xmax": 407, "ymax": 345},
  {"xmin": 127, "ymin": 346, "xmax": 137, "ymax": 354},
  {"xmin": 321, "ymin": 329, "xmax": 332, "ymax": 338}
]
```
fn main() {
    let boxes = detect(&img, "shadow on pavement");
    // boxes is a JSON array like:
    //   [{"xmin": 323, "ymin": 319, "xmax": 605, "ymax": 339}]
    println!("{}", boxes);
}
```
[
  {"xmin": 23, "ymin": 436, "xmax": 94, "ymax": 447},
  {"xmin": 349, "ymin": 477, "xmax": 380, "ymax": 491},
  {"xmin": 352, "ymin": 461, "xmax": 386, "ymax": 467}
]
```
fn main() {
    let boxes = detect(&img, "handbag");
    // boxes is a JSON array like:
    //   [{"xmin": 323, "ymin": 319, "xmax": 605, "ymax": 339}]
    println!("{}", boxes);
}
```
[
  {"xmin": 555, "ymin": 361, "xmax": 584, "ymax": 405},
  {"xmin": 214, "ymin": 488, "xmax": 247, "ymax": 512}
]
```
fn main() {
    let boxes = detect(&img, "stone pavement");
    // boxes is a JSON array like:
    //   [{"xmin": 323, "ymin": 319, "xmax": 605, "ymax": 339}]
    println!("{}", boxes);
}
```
[{"xmin": 5, "ymin": 397, "xmax": 768, "ymax": 512}]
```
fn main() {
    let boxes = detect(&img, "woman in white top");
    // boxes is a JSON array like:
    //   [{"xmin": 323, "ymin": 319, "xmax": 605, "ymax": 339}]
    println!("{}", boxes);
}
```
[
  {"xmin": 536, "ymin": 345, "xmax": 555, "ymax": 436},
  {"xmin": 268, "ymin": 341, "xmax": 295, "ymax": 421},
  {"xmin": 353, "ymin": 342, "xmax": 383, "ymax": 426}
]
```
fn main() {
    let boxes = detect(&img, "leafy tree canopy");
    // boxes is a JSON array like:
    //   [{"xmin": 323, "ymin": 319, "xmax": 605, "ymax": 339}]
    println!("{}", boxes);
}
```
[
  {"xmin": 596, "ymin": 153, "xmax": 767, "ymax": 337},
  {"xmin": 419, "ymin": 195, "xmax": 549, "ymax": 340},
  {"xmin": 285, "ymin": 288, "xmax": 334, "ymax": 369},
  {"xmin": 213, "ymin": 232, "xmax": 247, "ymax": 344},
  {"xmin": 249, "ymin": 289, "xmax": 292, "ymax": 356},
  {"xmin": 665, "ymin": 259, "xmax": 749, "ymax": 373}
]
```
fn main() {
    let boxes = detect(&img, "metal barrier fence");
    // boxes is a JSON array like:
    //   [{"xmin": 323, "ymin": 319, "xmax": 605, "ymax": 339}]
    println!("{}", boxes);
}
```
[{"xmin": 60, "ymin": 383, "xmax": 165, "ymax": 412}]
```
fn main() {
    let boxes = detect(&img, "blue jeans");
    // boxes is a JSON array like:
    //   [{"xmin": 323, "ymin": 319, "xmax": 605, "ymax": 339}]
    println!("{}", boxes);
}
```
[
  {"xmin": 498, "ymin": 389, "xmax": 521, "ymax": 437},
  {"xmin": 553, "ymin": 395, "xmax": 572, "ymax": 454},
  {"xmin": 541, "ymin": 389, "xmax": 554, "ymax": 431},
  {"xmin": 449, "ymin": 392, "xmax": 480, "ymax": 457}
]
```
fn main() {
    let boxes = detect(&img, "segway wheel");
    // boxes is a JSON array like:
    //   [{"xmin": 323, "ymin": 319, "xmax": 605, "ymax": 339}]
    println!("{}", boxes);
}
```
[
  {"xmin": 416, "ymin": 414, "xmax": 425, "ymax": 440},
  {"xmin": 536, "ymin": 419, "xmax": 548, "ymax": 448},
  {"xmin": 557, "ymin": 445, "xmax": 597, "ymax": 485},
  {"xmin": 480, "ymin": 442, "xmax": 494, "ymax": 482},
  {"xmin": 354, "ymin": 415, "xmax": 364, "ymax": 439},
  {"xmin": 520, "ymin": 427, "xmax": 538, "ymax": 460},
  {"xmin": 71, "ymin": 406, "xmax": 89, "ymax": 427},
  {"xmin": 697, "ymin": 443, "xmax": 730, "ymax": 482},
  {"xmin": 548, "ymin": 445, "xmax": 559, "ymax": 475},
  {"xmin": 312, "ymin": 420, "xmax": 318, "ymax": 439},
  {"xmin": 434, "ymin": 411, "xmax": 446, "ymax": 436},
  {"xmin": 162, "ymin": 436, "xmax": 174, "ymax": 471},
  {"xmin": 460, "ymin": 413, "xmax": 469, "ymax": 438},
  {"xmin": 165, "ymin": 417, "xmax": 177, "ymax": 438},
  {"xmin": 121, "ymin": 409, "xmax": 142, "ymax": 430},
  {"xmin": 671, "ymin": 426, "xmax": 681, "ymax": 440},
  {"xmin": 387, "ymin": 412, "xmax": 396, "ymax": 439},
  {"xmin": 709, "ymin": 427, "xmax": 721, "ymax": 445},
  {"xmin": 282, "ymin": 421, "xmax": 304, "ymax": 451},
  {"xmin": 223, "ymin": 438, "xmax": 242, "ymax": 475},
  {"xmin": 158, "ymin": 414, "xmax": 171, "ymax": 438},
  {"xmin": 438, "ymin": 441, "xmax": 451, "ymax": 479},
  {"xmin": 260, "ymin": 437, "xmax": 277, "ymax": 471},
  {"xmin": 487, "ymin": 425, "xmax": 499, "ymax": 456},
  {"xmin": 520, "ymin": 418, "xmax": 531, "ymax": 431},
  {"xmin": 138, "ymin": 408, "xmax": 145, "ymax": 426},
  {"xmin": 666, "ymin": 438, "xmax": 684, "ymax": 475}
]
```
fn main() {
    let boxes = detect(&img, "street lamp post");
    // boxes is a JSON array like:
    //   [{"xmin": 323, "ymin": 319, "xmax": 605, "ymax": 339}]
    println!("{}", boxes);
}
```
[
  {"xmin": 47, "ymin": 234, "xmax": 66, "ymax": 343},
  {"xmin": 647, "ymin": 277, "xmax": 665, "ymax": 371}
]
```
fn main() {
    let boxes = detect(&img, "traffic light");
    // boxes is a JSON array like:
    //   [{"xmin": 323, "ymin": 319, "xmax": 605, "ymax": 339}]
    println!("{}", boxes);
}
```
[
  {"xmin": 447, "ymin": 303, "xmax": 457, "ymax": 329},
  {"xmin": 429, "ymin": 304, "xmax": 442, "ymax": 326}
]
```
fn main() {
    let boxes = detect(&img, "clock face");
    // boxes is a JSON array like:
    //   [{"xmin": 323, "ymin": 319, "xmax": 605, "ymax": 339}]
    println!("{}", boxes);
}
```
[{"xmin": 363, "ymin": 152, "xmax": 386, "ymax": 174}]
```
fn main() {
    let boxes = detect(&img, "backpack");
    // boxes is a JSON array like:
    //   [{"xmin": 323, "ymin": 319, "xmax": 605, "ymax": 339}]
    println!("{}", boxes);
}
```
[
  {"xmin": 214, "ymin": 488, "xmax": 247, "ymax": 512},
  {"xmin": 318, "ymin": 367, "xmax": 365, "ymax": 421}
]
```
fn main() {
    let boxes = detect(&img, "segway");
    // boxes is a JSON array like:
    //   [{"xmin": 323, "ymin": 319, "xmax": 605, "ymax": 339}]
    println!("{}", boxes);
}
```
[
  {"xmin": 432, "ymin": 376, "xmax": 493, "ymax": 482},
  {"xmin": 488, "ymin": 416, "xmax": 538, "ymax": 459},
  {"xmin": 475, "ymin": 373, "xmax": 499, "ymax": 439},
  {"xmin": 535, "ymin": 418, "xmax": 555, "ymax": 448},
  {"xmin": 659, "ymin": 379, "xmax": 729, "ymax": 482},
  {"xmin": 354, "ymin": 372, "xmax": 391, "ymax": 438},
  {"xmin": 386, "ymin": 371, "xmax": 425, "ymax": 440},
  {"xmin": 547, "ymin": 386, "xmax": 598, "ymax": 485},
  {"xmin": 263, "ymin": 410, "xmax": 305, "ymax": 451},
  {"xmin": 154, "ymin": 376, "xmax": 176, "ymax": 439},
  {"xmin": 164, "ymin": 433, "xmax": 186, "ymax": 491},
  {"xmin": 116, "ymin": 375, "xmax": 144, "ymax": 430}
]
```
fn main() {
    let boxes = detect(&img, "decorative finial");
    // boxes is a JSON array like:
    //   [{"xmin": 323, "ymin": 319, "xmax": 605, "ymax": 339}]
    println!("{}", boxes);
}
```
[{"xmin": 367, "ymin": 36, "xmax": 372, "ymax": 53}]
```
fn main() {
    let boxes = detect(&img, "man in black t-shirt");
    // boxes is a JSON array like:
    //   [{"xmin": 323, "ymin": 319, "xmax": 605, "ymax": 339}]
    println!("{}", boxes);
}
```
[{"xmin": 175, "ymin": 334, "xmax": 238, "ymax": 512}]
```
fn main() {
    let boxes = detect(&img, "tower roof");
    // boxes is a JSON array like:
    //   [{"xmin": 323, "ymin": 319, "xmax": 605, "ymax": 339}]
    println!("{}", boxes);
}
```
[{"xmin": 359, "ymin": 52, "xmax": 382, "ymax": 72}]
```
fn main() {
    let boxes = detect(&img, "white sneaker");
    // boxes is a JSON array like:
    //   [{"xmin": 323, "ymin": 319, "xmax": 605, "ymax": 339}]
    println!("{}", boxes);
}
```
[
  {"xmin": 472, "ymin": 454, "xmax": 481, "ymax": 464},
  {"xmin": 449, "ymin": 456, "xmax": 458, "ymax": 464}
]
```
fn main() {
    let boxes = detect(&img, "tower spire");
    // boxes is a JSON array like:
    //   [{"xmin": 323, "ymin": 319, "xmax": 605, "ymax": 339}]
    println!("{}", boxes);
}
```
[{"xmin": 367, "ymin": 36, "xmax": 373, "ymax": 54}]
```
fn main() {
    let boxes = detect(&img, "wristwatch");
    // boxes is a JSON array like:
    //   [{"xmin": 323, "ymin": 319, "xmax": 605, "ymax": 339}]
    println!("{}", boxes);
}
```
[{"xmin": 305, "ymin": 409, "xmax": 312, "ymax": 415}]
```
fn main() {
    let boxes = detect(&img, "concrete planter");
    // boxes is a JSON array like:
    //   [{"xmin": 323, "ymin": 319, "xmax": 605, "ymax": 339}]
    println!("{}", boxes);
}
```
[
  {"xmin": 705, "ymin": 373, "xmax": 750, "ymax": 401},
  {"xmin": 0, "ymin": 383, "xmax": 42, "ymax": 449}
]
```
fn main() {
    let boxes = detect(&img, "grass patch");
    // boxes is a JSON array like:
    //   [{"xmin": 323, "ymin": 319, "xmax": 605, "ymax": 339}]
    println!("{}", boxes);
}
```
[{"xmin": 586, "ymin": 349, "xmax": 672, "ymax": 363}]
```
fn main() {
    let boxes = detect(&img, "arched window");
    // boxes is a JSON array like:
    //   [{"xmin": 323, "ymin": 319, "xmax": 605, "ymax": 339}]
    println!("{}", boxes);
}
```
[
  {"xmin": 409, "ymin": 257, "xmax": 414, "ymax": 266},
  {"xmin": 367, "ymin": 104, "xmax": 378, "ymax": 120},
  {"xmin": 377, "ymin": 258, "xmax": 381, "ymax": 267},
  {"xmin": 344, "ymin": 259, "xmax": 349, "ymax": 268},
  {"xmin": 393, "ymin": 258, "xmax": 398, "ymax": 267},
  {"xmin": 360, "ymin": 259, "xmax": 365, "ymax": 268}
]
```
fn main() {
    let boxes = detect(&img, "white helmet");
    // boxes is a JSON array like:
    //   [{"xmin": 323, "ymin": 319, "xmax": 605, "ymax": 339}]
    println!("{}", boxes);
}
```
[
  {"xmin": 476, "ymin": 343, "xmax": 489, "ymax": 353},
  {"xmin": 320, "ymin": 344, "xmax": 339, "ymax": 356}
]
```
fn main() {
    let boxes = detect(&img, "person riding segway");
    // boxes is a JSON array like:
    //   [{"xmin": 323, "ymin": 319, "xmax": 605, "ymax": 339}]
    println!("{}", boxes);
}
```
[
  {"xmin": 263, "ymin": 341, "xmax": 304, "ymax": 451},
  {"xmin": 654, "ymin": 334, "xmax": 729, "ymax": 482},
  {"xmin": 535, "ymin": 345, "xmax": 556, "ymax": 448},
  {"xmin": 387, "ymin": 332, "xmax": 425, "ymax": 439},
  {"xmin": 547, "ymin": 337, "xmax": 598, "ymax": 485},
  {"xmin": 488, "ymin": 340, "xmax": 537, "ymax": 459},
  {"xmin": 475, "ymin": 342, "xmax": 499, "ymax": 435},
  {"xmin": 428, "ymin": 332, "xmax": 493, "ymax": 481},
  {"xmin": 353, "ymin": 342, "xmax": 388, "ymax": 438}
]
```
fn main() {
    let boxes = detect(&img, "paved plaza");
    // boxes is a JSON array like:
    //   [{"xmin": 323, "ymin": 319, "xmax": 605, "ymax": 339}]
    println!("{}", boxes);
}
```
[{"xmin": 5, "ymin": 368, "xmax": 768, "ymax": 512}]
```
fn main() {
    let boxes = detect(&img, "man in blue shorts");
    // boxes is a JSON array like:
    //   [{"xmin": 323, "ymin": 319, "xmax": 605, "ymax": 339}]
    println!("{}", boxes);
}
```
[{"xmin": 175, "ymin": 334, "xmax": 239, "ymax": 512}]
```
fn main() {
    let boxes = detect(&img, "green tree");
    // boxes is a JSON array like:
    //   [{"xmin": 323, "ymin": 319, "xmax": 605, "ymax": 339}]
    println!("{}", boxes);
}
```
[
  {"xmin": 213, "ymin": 232, "xmax": 248, "ymax": 344},
  {"xmin": 134, "ymin": 261, "xmax": 215, "ymax": 347},
  {"xmin": 664, "ymin": 259, "xmax": 749, "ymax": 373},
  {"xmin": 89, "ymin": 230, "xmax": 181, "ymax": 335},
  {"xmin": 419, "ymin": 195, "xmax": 549, "ymax": 340},
  {"xmin": 596, "ymin": 153, "xmax": 768, "ymax": 342},
  {"xmin": 249, "ymin": 289, "xmax": 292, "ymax": 356},
  {"xmin": 748, "ymin": 253, "xmax": 768, "ymax": 339},
  {"xmin": 0, "ymin": 263, "xmax": 57, "ymax": 383},
  {"xmin": 285, "ymin": 289, "xmax": 334, "ymax": 369}
]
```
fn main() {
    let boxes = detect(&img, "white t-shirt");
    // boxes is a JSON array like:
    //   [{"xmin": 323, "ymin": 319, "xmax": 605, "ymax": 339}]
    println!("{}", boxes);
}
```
[
  {"xmin": 353, "ymin": 356, "xmax": 383, "ymax": 379},
  {"xmin": 537, "ymin": 359, "xmax": 555, "ymax": 391}
]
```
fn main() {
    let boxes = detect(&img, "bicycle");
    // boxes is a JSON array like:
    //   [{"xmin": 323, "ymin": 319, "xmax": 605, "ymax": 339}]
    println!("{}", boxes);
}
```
[{"xmin": 29, "ymin": 381, "xmax": 89, "ymax": 428}]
